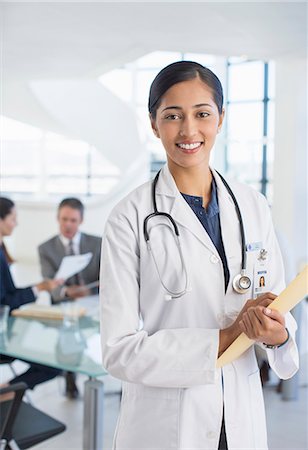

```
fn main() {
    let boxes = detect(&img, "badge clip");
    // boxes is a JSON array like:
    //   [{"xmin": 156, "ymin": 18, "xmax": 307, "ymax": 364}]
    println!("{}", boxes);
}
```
[{"xmin": 258, "ymin": 249, "xmax": 267, "ymax": 261}]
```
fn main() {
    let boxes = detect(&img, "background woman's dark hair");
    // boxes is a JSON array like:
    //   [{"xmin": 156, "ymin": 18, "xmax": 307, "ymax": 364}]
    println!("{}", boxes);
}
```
[
  {"xmin": 148, "ymin": 61, "xmax": 223, "ymax": 119},
  {"xmin": 0, "ymin": 197, "xmax": 15, "ymax": 220},
  {"xmin": 0, "ymin": 197, "xmax": 16, "ymax": 264}
]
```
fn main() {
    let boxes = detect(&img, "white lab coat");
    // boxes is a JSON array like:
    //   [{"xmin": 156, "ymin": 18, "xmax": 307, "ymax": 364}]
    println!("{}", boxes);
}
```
[{"xmin": 100, "ymin": 164, "xmax": 299, "ymax": 450}]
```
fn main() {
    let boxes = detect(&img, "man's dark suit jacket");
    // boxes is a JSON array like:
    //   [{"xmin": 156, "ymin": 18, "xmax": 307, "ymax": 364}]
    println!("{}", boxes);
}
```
[
  {"xmin": 0, "ymin": 246, "xmax": 35, "ymax": 310},
  {"xmin": 38, "ymin": 233, "xmax": 101, "ymax": 302}
]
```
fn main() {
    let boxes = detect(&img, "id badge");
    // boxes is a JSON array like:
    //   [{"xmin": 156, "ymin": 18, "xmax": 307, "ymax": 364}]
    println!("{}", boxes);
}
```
[{"xmin": 254, "ymin": 249, "xmax": 268, "ymax": 298}]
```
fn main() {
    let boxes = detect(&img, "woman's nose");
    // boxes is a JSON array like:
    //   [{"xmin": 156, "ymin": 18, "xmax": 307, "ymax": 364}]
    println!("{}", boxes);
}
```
[{"xmin": 179, "ymin": 117, "xmax": 198, "ymax": 138}]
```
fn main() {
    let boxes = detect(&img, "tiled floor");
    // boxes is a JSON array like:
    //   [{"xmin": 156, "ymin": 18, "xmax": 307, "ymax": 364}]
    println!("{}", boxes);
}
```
[{"xmin": 1, "ymin": 356, "xmax": 307, "ymax": 450}]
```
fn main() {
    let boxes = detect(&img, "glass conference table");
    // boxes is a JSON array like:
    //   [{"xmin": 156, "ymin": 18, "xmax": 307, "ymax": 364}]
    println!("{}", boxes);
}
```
[{"xmin": 0, "ymin": 300, "xmax": 107, "ymax": 450}]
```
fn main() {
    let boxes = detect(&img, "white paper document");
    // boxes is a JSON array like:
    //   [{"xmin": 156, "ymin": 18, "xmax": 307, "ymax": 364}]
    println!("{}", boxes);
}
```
[{"xmin": 55, "ymin": 252, "xmax": 93, "ymax": 280}]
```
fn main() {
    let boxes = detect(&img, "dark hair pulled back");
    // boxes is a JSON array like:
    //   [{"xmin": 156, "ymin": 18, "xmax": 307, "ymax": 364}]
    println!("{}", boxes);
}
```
[
  {"xmin": 148, "ymin": 61, "xmax": 223, "ymax": 119},
  {"xmin": 0, "ymin": 197, "xmax": 16, "ymax": 263},
  {"xmin": 0, "ymin": 197, "xmax": 15, "ymax": 220}
]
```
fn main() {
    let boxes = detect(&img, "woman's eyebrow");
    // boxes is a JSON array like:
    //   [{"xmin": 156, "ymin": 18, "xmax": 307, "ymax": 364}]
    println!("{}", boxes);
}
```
[
  {"xmin": 161, "ymin": 106, "xmax": 181, "ymax": 112},
  {"xmin": 194, "ymin": 103, "xmax": 213, "ymax": 109},
  {"xmin": 161, "ymin": 103, "xmax": 213, "ymax": 112}
]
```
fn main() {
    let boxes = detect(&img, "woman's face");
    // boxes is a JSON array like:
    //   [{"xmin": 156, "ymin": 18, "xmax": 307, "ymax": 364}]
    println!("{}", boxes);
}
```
[
  {"xmin": 0, "ymin": 207, "xmax": 17, "ymax": 237},
  {"xmin": 151, "ymin": 77, "xmax": 224, "ymax": 171}
]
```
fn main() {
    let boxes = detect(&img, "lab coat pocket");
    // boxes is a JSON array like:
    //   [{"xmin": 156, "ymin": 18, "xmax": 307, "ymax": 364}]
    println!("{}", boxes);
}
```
[
  {"xmin": 248, "ymin": 370, "xmax": 267, "ymax": 448},
  {"xmin": 114, "ymin": 384, "xmax": 181, "ymax": 449}
]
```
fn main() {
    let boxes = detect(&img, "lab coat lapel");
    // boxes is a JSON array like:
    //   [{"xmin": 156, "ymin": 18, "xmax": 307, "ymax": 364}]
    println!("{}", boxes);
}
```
[
  {"xmin": 155, "ymin": 165, "xmax": 220, "ymax": 256},
  {"xmin": 212, "ymin": 169, "xmax": 241, "ymax": 262}
]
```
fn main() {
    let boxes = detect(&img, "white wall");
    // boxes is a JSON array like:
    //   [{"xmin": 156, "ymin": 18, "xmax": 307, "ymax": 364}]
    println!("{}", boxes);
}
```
[{"xmin": 272, "ymin": 57, "xmax": 307, "ymax": 270}]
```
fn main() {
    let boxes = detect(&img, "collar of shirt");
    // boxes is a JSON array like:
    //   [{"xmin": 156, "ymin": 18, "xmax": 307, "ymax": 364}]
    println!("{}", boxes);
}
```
[
  {"xmin": 59, "ymin": 232, "xmax": 81, "ymax": 254},
  {"xmin": 181, "ymin": 178, "xmax": 219, "ymax": 218}
]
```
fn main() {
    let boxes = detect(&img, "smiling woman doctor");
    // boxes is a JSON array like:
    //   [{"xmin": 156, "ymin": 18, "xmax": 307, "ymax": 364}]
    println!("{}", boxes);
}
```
[{"xmin": 100, "ymin": 61, "xmax": 299, "ymax": 450}]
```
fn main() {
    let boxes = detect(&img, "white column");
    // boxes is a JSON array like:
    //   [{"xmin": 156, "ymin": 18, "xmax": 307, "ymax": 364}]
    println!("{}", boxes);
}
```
[{"xmin": 272, "ymin": 57, "xmax": 307, "ymax": 270}]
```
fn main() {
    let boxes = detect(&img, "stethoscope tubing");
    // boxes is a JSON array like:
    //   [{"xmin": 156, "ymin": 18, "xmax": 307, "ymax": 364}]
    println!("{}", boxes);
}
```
[
  {"xmin": 215, "ymin": 171, "xmax": 247, "ymax": 274},
  {"xmin": 143, "ymin": 169, "xmax": 250, "ymax": 298}
]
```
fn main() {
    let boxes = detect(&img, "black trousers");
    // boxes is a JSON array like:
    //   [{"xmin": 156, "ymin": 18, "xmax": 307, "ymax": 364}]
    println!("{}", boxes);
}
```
[
  {"xmin": 8, "ymin": 362, "xmax": 61, "ymax": 390},
  {"xmin": 218, "ymin": 415, "xmax": 228, "ymax": 450},
  {"xmin": 1, "ymin": 355, "xmax": 61, "ymax": 390}
]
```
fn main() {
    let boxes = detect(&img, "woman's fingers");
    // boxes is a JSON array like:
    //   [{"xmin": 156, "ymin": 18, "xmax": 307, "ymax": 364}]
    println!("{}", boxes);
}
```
[
  {"xmin": 263, "ymin": 308, "xmax": 285, "ymax": 326},
  {"xmin": 239, "ymin": 320, "xmax": 247, "ymax": 334},
  {"xmin": 240, "ymin": 303, "xmax": 287, "ymax": 345},
  {"xmin": 255, "ymin": 292, "xmax": 277, "ymax": 306},
  {"xmin": 242, "ymin": 308, "xmax": 261, "ymax": 339}
]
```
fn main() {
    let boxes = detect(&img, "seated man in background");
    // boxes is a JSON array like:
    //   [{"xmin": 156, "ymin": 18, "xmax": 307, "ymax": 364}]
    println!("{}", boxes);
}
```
[
  {"xmin": 39, "ymin": 197, "xmax": 101, "ymax": 302},
  {"xmin": 38, "ymin": 197, "xmax": 101, "ymax": 398}
]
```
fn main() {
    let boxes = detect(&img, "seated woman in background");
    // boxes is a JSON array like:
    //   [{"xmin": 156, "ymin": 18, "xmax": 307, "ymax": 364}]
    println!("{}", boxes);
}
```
[{"xmin": 0, "ymin": 197, "xmax": 63, "ymax": 390}]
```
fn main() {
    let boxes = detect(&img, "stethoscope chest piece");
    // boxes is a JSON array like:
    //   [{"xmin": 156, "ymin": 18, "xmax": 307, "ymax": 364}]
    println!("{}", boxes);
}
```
[{"xmin": 232, "ymin": 271, "xmax": 251, "ymax": 294}]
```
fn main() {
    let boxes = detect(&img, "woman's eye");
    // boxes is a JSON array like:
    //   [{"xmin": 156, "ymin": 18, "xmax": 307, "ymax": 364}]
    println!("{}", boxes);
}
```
[
  {"xmin": 198, "ymin": 112, "xmax": 210, "ymax": 118},
  {"xmin": 165, "ymin": 114, "xmax": 180, "ymax": 120}
]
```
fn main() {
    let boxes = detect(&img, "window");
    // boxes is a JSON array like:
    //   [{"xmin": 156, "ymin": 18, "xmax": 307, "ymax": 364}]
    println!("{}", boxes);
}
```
[
  {"xmin": 0, "ymin": 117, "xmax": 120, "ymax": 198},
  {"xmin": 1, "ymin": 52, "xmax": 274, "ymax": 201},
  {"xmin": 225, "ymin": 60, "xmax": 274, "ymax": 200}
]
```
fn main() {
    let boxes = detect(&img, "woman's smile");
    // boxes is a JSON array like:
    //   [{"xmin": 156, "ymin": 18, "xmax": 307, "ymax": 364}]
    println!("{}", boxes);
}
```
[{"xmin": 176, "ymin": 141, "xmax": 203, "ymax": 153}]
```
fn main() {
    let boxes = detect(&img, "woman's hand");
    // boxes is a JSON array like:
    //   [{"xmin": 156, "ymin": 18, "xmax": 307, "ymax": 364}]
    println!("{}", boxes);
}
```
[
  {"xmin": 219, "ymin": 292, "xmax": 277, "ymax": 356},
  {"xmin": 64, "ymin": 285, "xmax": 91, "ymax": 299},
  {"xmin": 36, "ymin": 278, "xmax": 64, "ymax": 292},
  {"xmin": 239, "ymin": 305, "xmax": 288, "ymax": 347},
  {"xmin": 233, "ymin": 292, "xmax": 277, "ymax": 329}
]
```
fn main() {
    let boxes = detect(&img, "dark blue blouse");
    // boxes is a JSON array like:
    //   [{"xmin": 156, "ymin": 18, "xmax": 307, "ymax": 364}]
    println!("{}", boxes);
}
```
[
  {"xmin": 0, "ymin": 246, "xmax": 35, "ymax": 311},
  {"xmin": 181, "ymin": 179, "xmax": 230, "ymax": 292}
]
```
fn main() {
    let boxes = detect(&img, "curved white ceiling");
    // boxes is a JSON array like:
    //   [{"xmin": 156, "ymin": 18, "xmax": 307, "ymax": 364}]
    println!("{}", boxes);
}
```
[
  {"xmin": 1, "ymin": 1, "xmax": 306, "ymax": 182},
  {"xmin": 30, "ymin": 79, "xmax": 141, "ymax": 170},
  {"xmin": 2, "ymin": 2, "xmax": 306, "ymax": 82}
]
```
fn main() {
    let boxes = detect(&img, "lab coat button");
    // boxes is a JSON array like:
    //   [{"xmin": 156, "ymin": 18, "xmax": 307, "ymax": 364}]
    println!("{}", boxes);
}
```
[
  {"xmin": 206, "ymin": 431, "xmax": 216, "ymax": 439},
  {"xmin": 210, "ymin": 254, "xmax": 219, "ymax": 264}
]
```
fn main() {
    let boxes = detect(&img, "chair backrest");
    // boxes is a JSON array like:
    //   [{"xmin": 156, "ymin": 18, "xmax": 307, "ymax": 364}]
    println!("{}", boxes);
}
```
[
  {"xmin": 0, "ymin": 383, "xmax": 66, "ymax": 449},
  {"xmin": 0, "ymin": 382, "xmax": 26, "ymax": 444}
]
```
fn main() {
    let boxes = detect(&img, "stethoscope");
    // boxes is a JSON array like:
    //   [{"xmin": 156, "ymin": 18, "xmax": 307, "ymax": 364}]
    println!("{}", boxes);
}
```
[{"xmin": 143, "ymin": 170, "xmax": 252, "ymax": 300}]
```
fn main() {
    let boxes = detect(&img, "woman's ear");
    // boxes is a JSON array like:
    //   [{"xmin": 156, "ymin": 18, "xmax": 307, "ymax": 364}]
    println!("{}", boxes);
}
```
[
  {"xmin": 217, "ymin": 108, "xmax": 225, "ymax": 133},
  {"xmin": 150, "ymin": 114, "xmax": 160, "ymax": 138}
]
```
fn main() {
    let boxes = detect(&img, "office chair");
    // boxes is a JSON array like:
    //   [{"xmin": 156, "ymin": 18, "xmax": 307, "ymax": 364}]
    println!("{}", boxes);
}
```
[
  {"xmin": 0, "ymin": 382, "xmax": 66, "ymax": 450},
  {"xmin": 0, "ymin": 356, "xmax": 18, "ymax": 378},
  {"xmin": 0, "ymin": 357, "xmax": 32, "ymax": 405}
]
